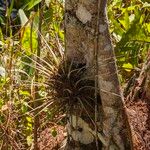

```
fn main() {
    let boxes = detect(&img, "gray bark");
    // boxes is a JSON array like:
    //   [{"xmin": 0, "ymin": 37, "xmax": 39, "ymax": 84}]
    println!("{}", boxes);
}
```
[
  {"xmin": 65, "ymin": 0, "xmax": 132, "ymax": 149},
  {"xmin": 65, "ymin": 1, "xmax": 101, "ymax": 149},
  {"xmin": 97, "ymin": 1, "xmax": 132, "ymax": 149}
]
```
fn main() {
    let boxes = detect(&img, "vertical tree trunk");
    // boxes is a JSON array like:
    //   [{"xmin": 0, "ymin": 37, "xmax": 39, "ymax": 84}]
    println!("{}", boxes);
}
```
[
  {"xmin": 96, "ymin": 1, "xmax": 132, "ymax": 149},
  {"xmin": 65, "ymin": 0, "xmax": 132, "ymax": 149},
  {"xmin": 65, "ymin": 0, "xmax": 101, "ymax": 149}
]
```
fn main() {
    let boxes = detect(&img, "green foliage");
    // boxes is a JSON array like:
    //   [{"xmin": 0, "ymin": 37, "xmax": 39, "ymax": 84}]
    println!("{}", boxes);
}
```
[
  {"xmin": 27, "ymin": 0, "xmax": 42, "ymax": 10},
  {"xmin": 0, "ymin": 0, "xmax": 149, "ymax": 148},
  {"xmin": 0, "ymin": 0, "xmax": 64, "ymax": 148},
  {"xmin": 108, "ymin": 0, "xmax": 150, "ymax": 82}
]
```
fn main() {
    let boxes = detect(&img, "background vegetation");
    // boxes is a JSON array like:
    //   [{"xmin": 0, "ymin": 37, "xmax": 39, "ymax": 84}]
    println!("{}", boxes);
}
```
[{"xmin": 0, "ymin": 0, "xmax": 149, "ymax": 149}]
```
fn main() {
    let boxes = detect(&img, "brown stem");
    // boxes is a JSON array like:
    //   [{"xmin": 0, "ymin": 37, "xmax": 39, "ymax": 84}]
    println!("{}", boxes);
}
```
[{"xmin": 33, "ymin": 1, "xmax": 44, "ymax": 150}]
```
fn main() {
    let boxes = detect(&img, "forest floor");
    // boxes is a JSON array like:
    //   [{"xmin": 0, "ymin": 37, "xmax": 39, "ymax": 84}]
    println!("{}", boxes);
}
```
[
  {"xmin": 38, "ymin": 98, "xmax": 150, "ymax": 150},
  {"xmin": 127, "ymin": 98, "xmax": 150, "ymax": 150},
  {"xmin": 38, "ymin": 124, "xmax": 66, "ymax": 150},
  {"xmin": 38, "ymin": 60, "xmax": 150, "ymax": 150}
]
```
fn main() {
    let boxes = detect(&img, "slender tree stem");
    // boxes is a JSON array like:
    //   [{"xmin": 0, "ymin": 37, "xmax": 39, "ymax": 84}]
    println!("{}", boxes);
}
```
[{"xmin": 34, "ymin": 1, "xmax": 44, "ymax": 150}]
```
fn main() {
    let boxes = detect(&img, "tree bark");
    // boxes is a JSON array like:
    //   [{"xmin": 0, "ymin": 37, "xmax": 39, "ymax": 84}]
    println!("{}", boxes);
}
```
[
  {"xmin": 65, "ymin": 0, "xmax": 132, "ymax": 149},
  {"xmin": 96, "ymin": 1, "xmax": 132, "ymax": 149},
  {"xmin": 65, "ymin": 1, "xmax": 101, "ymax": 149}
]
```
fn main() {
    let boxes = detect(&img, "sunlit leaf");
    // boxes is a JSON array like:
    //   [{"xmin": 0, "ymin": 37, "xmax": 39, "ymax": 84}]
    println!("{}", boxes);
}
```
[
  {"xmin": 26, "ymin": 116, "xmax": 33, "ymax": 123},
  {"xmin": 18, "ymin": 9, "xmax": 29, "ymax": 27},
  {"xmin": 19, "ymin": 90, "xmax": 31, "ymax": 96},
  {"xmin": 21, "ymin": 27, "xmax": 38, "ymax": 54},
  {"xmin": 0, "ymin": 99, "xmax": 4, "ymax": 109},
  {"xmin": 143, "ymin": 2, "xmax": 150, "ymax": 8},
  {"xmin": 28, "ymin": 0, "xmax": 42, "ymax": 10},
  {"xmin": 118, "ymin": 9, "xmax": 129, "ymax": 30},
  {"xmin": 21, "ymin": 102, "xmax": 28, "ymax": 113},
  {"xmin": 122, "ymin": 63, "xmax": 133, "ymax": 72},
  {"xmin": 27, "ymin": 135, "xmax": 33, "ymax": 146}
]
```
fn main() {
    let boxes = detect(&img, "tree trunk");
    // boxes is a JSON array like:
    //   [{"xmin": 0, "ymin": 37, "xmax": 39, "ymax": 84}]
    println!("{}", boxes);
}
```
[
  {"xmin": 96, "ymin": 1, "xmax": 132, "ymax": 150},
  {"xmin": 65, "ymin": 0, "xmax": 132, "ymax": 149}
]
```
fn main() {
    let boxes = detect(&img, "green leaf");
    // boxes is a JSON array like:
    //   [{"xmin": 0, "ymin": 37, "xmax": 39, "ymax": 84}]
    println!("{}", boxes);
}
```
[
  {"xmin": 19, "ymin": 10, "xmax": 38, "ymax": 54},
  {"xmin": 146, "ymin": 23, "xmax": 150, "ymax": 33},
  {"xmin": 21, "ymin": 102, "xmax": 28, "ymax": 113},
  {"xmin": 45, "ymin": 0, "xmax": 51, "ymax": 7},
  {"xmin": 28, "ymin": 0, "xmax": 42, "ymax": 10},
  {"xmin": 21, "ymin": 27, "xmax": 38, "ymax": 54},
  {"xmin": 143, "ymin": 2, "xmax": 150, "ymax": 8},
  {"xmin": 118, "ymin": 9, "xmax": 129, "ymax": 30},
  {"xmin": 122, "ymin": 63, "xmax": 133, "ymax": 72},
  {"xmin": 27, "ymin": 135, "xmax": 33, "ymax": 146},
  {"xmin": 21, "ymin": 56, "xmax": 35, "ymax": 78},
  {"xmin": 129, "ymin": 14, "xmax": 135, "ymax": 23},
  {"xmin": 0, "ymin": 28, "xmax": 4, "ymax": 41},
  {"xmin": 0, "ymin": 99, "xmax": 4, "ymax": 109},
  {"xmin": 26, "ymin": 116, "xmax": 32, "ymax": 123},
  {"xmin": 18, "ymin": 9, "xmax": 29, "ymax": 27},
  {"xmin": 0, "ymin": 115, "xmax": 5, "ymax": 123},
  {"xmin": 19, "ymin": 90, "xmax": 30, "ymax": 96},
  {"xmin": 112, "ymin": 20, "xmax": 125, "ymax": 36},
  {"xmin": 8, "ymin": 0, "xmax": 15, "ymax": 17}
]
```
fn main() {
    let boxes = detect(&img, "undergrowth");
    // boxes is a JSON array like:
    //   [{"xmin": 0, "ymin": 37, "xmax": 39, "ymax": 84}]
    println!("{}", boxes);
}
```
[{"xmin": 0, "ymin": 0, "xmax": 149, "ymax": 149}]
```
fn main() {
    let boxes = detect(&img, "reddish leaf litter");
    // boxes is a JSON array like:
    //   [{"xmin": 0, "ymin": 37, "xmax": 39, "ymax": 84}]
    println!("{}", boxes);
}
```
[
  {"xmin": 127, "ymin": 99, "xmax": 150, "ymax": 150},
  {"xmin": 38, "ymin": 125, "xmax": 66, "ymax": 150},
  {"xmin": 38, "ymin": 100, "xmax": 150, "ymax": 150}
]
